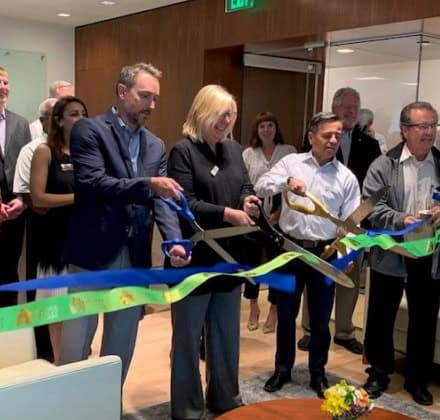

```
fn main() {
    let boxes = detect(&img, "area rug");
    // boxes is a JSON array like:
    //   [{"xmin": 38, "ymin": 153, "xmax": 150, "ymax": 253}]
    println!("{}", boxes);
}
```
[{"xmin": 123, "ymin": 364, "xmax": 438, "ymax": 419}]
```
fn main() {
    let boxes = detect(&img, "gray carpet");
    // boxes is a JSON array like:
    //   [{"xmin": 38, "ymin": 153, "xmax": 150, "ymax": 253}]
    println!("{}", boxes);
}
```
[{"xmin": 123, "ymin": 365, "xmax": 439, "ymax": 419}]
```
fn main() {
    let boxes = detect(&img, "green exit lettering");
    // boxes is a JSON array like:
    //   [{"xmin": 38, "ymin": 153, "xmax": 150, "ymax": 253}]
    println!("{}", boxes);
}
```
[{"xmin": 225, "ymin": 0, "xmax": 255, "ymax": 13}]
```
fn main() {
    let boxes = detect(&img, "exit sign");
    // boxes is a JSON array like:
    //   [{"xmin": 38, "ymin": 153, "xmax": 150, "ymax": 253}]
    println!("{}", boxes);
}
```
[{"xmin": 225, "ymin": 0, "xmax": 255, "ymax": 13}]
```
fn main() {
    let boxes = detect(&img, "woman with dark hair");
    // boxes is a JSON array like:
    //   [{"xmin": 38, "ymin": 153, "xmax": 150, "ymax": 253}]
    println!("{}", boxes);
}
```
[
  {"xmin": 30, "ymin": 96, "xmax": 88, "ymax": 364},
  {"xmin": 242, "ymin": 111, "xmax": 296, "ymax": 333}
]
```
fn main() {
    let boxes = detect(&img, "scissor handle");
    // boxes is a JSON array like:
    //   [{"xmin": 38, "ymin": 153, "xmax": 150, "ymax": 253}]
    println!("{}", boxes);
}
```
[
  {"xmin": 283, "ymin": 189, "xmax": 330, "ymax": 218},
  {"xmin": 161, "ymin": 191, "xmax": 195, "ymax": 222},
  {"xmin": 161, "ymin": 239, "xmax": 195, "ymax": 258}
]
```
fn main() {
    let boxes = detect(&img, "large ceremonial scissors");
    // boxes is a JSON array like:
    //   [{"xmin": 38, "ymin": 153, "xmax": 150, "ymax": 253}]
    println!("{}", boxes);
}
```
[
  {"xmin": 282, "ymin": 185, "xmax": 415, "ymax": 259},
  {"xmin": 252, "ymin": 202, "xmax": 354, "ymax": 288},
  {"xmin": 161, "ymin": 192, "xmax": 353, "ymax": 287},
  {"xmin": 160, "ymin": 192, "xmax": 260, "ymax": 283}
]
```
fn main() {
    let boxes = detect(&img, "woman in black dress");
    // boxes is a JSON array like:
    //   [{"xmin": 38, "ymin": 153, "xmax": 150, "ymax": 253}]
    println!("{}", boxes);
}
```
[{"xmin": 30, "ymin": 96, "xmax": 88, "ymax": 364}]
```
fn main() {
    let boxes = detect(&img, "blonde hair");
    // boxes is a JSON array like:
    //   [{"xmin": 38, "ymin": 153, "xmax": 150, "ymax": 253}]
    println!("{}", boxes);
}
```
[
  {"xmin": 0, "ymin": 66, "xmax": 8, "ymax": 77},
  {"xmin": 182, "ymin": 84, "xmax": 237, "ymax": 143}
]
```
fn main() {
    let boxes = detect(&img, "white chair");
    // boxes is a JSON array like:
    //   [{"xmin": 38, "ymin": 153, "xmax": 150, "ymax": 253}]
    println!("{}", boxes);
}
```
[{"xmin": 0, "ymin": 328, "xmax": 122, "ymax": 420}]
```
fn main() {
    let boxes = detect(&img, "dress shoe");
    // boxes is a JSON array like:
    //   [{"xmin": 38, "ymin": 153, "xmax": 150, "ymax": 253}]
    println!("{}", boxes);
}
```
[
  {"xmin": 363, "ymin": 371, "xmax": 389, "ymax": 399},
  {"xmin": 333, "ymin": 337, "xmax": 363, "ymax": 354},
  {"xmin": 297, "ymin": 334, "xmax": 310, "ymax": 351},
  {"xmin": 404, "ymin": 383, "xmax": 433, "ymax": 406},
  {"xmin": 310, "ymin": 376, "xmax": 329, "ymax": 399},
  {"xmin": 264, "ymin": 371, "xmax": 291, "ymax": 392}
]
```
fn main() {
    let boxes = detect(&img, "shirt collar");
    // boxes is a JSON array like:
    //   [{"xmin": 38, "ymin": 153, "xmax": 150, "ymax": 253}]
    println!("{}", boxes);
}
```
[
  {"xmin": 400, "ymin": 142, "xmax": 434, "ymax": 165},
  {"xmin": 112, "ymin": 106, "xmax": 142, "ymax": 135},
  {"xmin": 303, "ymin": 150, "xmax": 338, "ymax": 168}
]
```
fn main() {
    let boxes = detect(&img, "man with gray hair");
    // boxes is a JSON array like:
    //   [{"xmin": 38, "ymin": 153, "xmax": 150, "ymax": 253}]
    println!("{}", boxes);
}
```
[
  {"xmin": 362, "ymin": 101, "xmax": 440, "ymax": 405},
  {"xmin": 29, "ymin": 80, "xmax": 74, "ymax": 139},
  {"xmin": 298, "ymin": 87, "xmax": 381, "ymax": 356},
  {"xmin": 14, "ymin": 97, "xmax": 57, "ymax": 196},
  {"xmin": 59, "ymin": 63, "xmax": 190, "ymax": 393}
]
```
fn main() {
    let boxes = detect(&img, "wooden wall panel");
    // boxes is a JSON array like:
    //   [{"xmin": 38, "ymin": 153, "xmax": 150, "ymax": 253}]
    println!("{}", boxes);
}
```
[
  {"xmin": 75, "ymin": 0, "xmax": 440, "ymax": 150},
  {"xmin": 240, "ymin": 67, "xmax": 309, "ymax": 151}
]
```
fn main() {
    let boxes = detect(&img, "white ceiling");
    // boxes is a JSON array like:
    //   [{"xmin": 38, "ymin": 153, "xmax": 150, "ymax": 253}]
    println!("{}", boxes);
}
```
[{"xmin": 0, "ymin": 0, "xmax": 190, "ymax": 27}]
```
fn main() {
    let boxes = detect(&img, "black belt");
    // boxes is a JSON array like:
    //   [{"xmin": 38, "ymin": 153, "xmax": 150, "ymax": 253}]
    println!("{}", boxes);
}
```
[{"xmin": 290, "ymin": 237, "xmax": 335, "ymax": 250}]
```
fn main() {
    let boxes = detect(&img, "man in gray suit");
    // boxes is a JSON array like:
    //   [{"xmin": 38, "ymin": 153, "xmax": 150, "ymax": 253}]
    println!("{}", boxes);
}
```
[{"xmin": 0, "ymin": 66, "xmax": 32, "ymax": 306}]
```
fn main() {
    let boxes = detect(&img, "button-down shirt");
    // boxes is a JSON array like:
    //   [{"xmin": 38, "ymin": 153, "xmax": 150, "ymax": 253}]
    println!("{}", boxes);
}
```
[
  {"xmin": 255, "ymin": 151, "xmax": 361, "ymax": 241},
  {"xmin": 113, "ymin": 107, "xmax": 141, "ymax": 175},
  {"xmin": 242, "ymin": 143, "xmax": 296, "ymax": 214},
  {"xmin": 340, "ymin": 130, "xmax": 352, "ymax": 165},
  {"xmin": 13, "ymin": 135, "xmax": 47, "ymax": 194},
  {"xmin": 400, "ymin": 143, "xmax": 438, "ymax": 240},
  {"xmin": 0, "ymin": 109, "xmax": 6, "ymax": 156}
]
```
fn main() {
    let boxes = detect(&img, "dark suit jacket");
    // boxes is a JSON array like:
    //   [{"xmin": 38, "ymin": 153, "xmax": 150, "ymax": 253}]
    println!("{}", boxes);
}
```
[
  {"xmin": 0, "ymin": 109, "xmax": 31, "ymax": 201},
  {"xmin": 302, "ymin": 124, "xmax": 381, "ymax": 187},
  {"xmin": 64, "ymin": 108, "xmax": 182, "ymax": 270}
]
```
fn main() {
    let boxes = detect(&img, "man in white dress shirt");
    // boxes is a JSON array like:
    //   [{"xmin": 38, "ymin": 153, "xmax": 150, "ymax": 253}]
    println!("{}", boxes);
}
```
[{"xmin": 255, "ymin": 112, "xmax": 360, "ymax": 398}]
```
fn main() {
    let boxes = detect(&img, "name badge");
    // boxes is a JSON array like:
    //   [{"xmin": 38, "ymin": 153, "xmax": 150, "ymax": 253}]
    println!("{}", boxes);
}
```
[
  {"xmin": 60, "ymin": 163, "xmax": 73, "ymax": 171},
  {"xmin": 210, "ymin": 165, "xmax": 219, "ymax": 177}
]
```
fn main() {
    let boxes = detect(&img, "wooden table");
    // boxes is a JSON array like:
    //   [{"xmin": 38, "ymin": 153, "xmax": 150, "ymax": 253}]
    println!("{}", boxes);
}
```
[{"xmin": 217, "ymin": 399, "xmax": 415, "ymax": 419}]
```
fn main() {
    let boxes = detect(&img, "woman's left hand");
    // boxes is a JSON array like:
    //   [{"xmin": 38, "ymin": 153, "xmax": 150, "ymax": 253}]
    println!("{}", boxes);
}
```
[{"xmin": 169, "ymin": 244, "xmax": 192, "ymax": 267}]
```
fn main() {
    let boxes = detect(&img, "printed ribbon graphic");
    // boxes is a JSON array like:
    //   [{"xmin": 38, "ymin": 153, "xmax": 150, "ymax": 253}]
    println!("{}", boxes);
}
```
[
  {"xmin": 341, "ymin": 227, "xmax": 440, "ymax": 257},
  {"xmin": 0, "ymin": 252, "xmax": 301, "ymax": 333}
]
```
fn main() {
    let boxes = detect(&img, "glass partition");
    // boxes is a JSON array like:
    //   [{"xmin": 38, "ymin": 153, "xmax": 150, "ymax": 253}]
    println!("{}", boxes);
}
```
[{"xmin": 323, "ymin": 18, "xmax": 440, "ymax": 150}]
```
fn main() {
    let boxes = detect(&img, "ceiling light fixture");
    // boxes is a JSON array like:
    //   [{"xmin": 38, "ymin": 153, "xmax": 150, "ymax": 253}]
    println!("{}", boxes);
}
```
[
  {"xmin": 336, "ymin": 48, "xmax": 355, "ymax": 54},
  {"xmin": 417, "ymin": 40, "xmax": 431, "ymax": 46},
  {"xmin": 100, "ymin": 1, "xmax": 116, "ymax": 5},
  {"xmin": 402, "ymin": 82, "xmax": 418, "ymax": 86},
  {"xmin": 57, "ymin": 12, "xmax": 71, "ymax": 17},
  {"xmin": 353, "ymin": 76, "xmax": 384, "ymax": 81}
]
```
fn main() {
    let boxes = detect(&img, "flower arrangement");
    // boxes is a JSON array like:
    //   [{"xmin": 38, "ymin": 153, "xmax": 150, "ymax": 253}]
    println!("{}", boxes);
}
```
[{"xmin": 321, "ymin": 380, "xmax": 373, "ymax": 420}]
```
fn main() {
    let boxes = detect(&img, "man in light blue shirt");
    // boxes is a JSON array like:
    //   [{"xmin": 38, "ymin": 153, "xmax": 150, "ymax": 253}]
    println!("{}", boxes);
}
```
[{"xmin": 256, "ymin": 112, "xmax": 360, "ymax": 398}]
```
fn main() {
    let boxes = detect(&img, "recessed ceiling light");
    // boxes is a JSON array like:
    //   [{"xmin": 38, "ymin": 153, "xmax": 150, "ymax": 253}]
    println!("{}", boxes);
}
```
[
  {"xmin": 417, "ymin": 40, "xmax": 431, "ymax": 46},
  {"xmin": 336, "ymin": 48, "xmax": 354, "ymax": 54},
  {"xmin": 57, "ymin": 12, "xmax": 71, "ymax": 17},
  {"xmin": 101, "ymin": 1, "xmax": 116, "ymax": 5},
  {"xmin": 402, "ymin": 82, "xmax": 418, "ymax": 86},
  {"xmin": 353, "ymin": 76, "xmax": 384, "ymax": 81}
]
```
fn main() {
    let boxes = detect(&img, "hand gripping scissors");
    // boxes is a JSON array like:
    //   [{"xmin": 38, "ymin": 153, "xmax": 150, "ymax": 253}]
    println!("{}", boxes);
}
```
[
  {"xmin": 161, "ymin": 192, "xmax": 260, "ymax": 283},
  {"xmin": 283, "ymin": 185, "xmax": 414, "ymax": 259}
]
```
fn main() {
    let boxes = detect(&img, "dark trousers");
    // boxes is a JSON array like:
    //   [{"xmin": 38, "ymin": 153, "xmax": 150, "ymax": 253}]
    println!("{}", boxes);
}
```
[
  {"xmin": 275, "ymin": 255, "xmax": 335, "ymax": 379},
  {"xmin": 243, "ymin": 242, "xmax": 278, "ymax": 304},
  {"xmin": 243, "ymin": 282, "xmax": 277, "ymax": 304},
  {"xmin": 0, "ymin": 212, "xmax": 26, "ymax": 307},
  {"xmin": 365, "ymin": 257, "xmax": 439, "ymax": 387}
]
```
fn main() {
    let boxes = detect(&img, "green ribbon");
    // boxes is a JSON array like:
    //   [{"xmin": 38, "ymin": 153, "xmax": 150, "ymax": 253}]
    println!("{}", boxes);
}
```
[
  {"xmin": 341, "ymin": 230, "xmax": 440, "ymax": 257},
  {"xmin": 0, "ymin": 252, "xmax": 301, "ymax": 333}
]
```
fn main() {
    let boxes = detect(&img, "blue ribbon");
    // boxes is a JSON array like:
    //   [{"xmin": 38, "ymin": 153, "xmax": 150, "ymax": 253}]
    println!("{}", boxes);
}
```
[{"xmin": 0, "ymin": 263, "xmax": 296, "ymax": 294}]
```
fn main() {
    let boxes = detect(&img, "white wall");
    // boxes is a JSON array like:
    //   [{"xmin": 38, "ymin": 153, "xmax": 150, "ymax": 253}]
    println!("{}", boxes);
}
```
[
  {"xmin": 0, "ymin": 16, "xmax": 74, "ymax": 120},
  {"xmin": 324, "ymin": 59, "xmax": 440, "ymax": 150}
]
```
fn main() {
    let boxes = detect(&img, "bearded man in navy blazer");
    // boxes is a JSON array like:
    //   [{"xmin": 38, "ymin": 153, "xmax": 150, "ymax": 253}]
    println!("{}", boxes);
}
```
[{"xmin": 59, "ymin": 63, "xmax": 189, "ymax": 387}]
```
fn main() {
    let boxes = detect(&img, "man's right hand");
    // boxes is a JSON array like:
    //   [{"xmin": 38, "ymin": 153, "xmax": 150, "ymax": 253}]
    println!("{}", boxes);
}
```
[
  {"xmin": 150, "ymin": 177, "xmax": 183, "ymax": 200},
  {"xmin": 0, "ymin": 203, "xmax": 8, "ymax": 222},
  {"xmin": 287, "ymin": 176, "xmax": 307, "ymax": 196}
]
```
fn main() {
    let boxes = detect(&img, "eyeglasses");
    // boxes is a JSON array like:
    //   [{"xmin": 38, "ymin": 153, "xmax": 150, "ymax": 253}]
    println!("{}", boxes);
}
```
[{"xmin": 402, "ymin": 122, "xmax": 439, "ymax": 131}]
